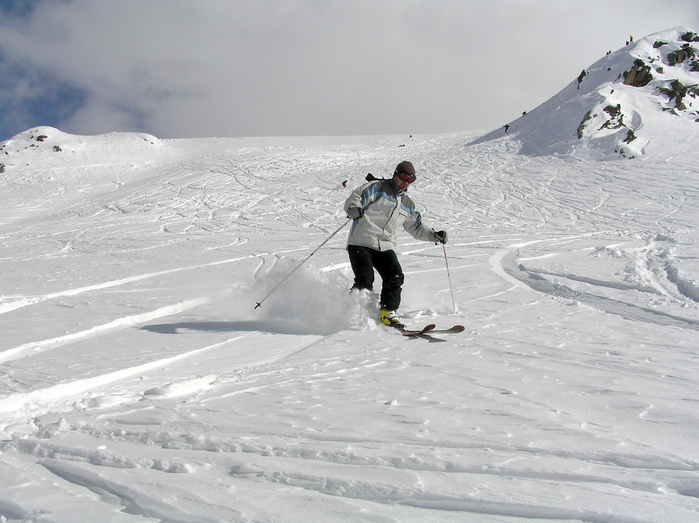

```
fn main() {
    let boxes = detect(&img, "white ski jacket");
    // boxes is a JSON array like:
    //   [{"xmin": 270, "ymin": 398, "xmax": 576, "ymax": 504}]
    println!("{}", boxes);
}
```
[{"xmin": 344, "ymin": 178, "xmax": 438, "ymax": 252}]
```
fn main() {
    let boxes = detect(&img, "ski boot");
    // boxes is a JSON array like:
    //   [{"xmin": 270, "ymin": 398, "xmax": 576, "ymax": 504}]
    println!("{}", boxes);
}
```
[{"xmin": 380, "ymin": 310, "xmax": 405, "ymax": 330}]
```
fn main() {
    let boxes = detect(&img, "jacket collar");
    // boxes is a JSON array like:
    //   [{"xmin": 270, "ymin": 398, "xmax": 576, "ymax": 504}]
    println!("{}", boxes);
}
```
[{"xmin": 388, "ymin": 177, "xmax": 404, "ymax": 195}]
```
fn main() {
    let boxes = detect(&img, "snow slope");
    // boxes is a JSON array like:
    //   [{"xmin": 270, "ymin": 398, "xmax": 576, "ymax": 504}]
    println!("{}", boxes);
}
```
[{"xmin": 1, "ymin": 30, "xmax": 699, "ymax": 523}]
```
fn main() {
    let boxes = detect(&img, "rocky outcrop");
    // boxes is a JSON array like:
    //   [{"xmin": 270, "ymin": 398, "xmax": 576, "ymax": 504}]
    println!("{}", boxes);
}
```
[
  {"xmin": 680, "ymin": 31, "xmax": 699, "ymax": 42},
  {"xmin": 577, "ymin": 111, "xmax": 592, "ymax": 139},
  {"xmin": 615, "ymin": 31, "xmax": 699, "ymax": 137},
  {"xmin": 659, "ymin": 80, "xmax": 699, "ymax": 110},
  {"xmin": 668, "ymin": 43, "xmax": 696, "ymax": 65},
  {"xmin": 601, "ymin": 104, "xmax": 625, "ymax": 129},
  {"xmin": 576, "ymin": 29, "xmax": 699, "ymax": 157},
  {"xmin": 469, "ymin": 27, "xmax": 699, "ymax": 159},
  {"xmin": 624, "ymin": 59, "xmax": 653, "ymax": 86}
]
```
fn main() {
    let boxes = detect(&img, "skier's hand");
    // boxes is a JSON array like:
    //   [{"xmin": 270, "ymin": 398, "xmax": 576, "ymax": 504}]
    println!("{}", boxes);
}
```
[
  {"xmin": 434, "ymin": 230, "xmax": 448, "ymax": 244},
  {"xmin": 347, "ymin": 206, "xmax": 364, "ymax": 220}
]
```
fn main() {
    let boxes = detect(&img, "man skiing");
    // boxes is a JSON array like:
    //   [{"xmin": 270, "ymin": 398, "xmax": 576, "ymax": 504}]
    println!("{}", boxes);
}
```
[{"xmin": 344, "ymin": 161, "xmax": 448, "ymax": 328}]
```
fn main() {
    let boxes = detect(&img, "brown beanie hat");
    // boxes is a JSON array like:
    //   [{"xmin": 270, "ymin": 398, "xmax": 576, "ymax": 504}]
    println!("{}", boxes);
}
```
[{"xmin": 394, "ymin": 161, "xmax": 416, "ymax": 181}]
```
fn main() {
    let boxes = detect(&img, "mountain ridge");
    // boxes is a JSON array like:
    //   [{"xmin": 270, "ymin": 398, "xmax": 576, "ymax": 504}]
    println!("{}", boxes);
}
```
[{"xmin": 469, "ymin": 27, "xmax": 699, "ymax": 158}]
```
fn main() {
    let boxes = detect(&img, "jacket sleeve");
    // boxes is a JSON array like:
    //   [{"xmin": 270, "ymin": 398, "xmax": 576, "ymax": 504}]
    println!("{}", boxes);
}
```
[
  {"xmin": 344, "ymin": 181, "xmax": 377, "ymax": 214},
  {"xmin": 401, "ymin": 197, "xmax": 438, "ymax": 243}
]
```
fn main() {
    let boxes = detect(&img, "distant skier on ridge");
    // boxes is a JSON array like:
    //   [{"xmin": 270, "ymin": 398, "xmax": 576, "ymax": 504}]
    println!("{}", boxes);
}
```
[{"xmin": 344, "ymin": 161, "xmax": 448, "ymax": 329}]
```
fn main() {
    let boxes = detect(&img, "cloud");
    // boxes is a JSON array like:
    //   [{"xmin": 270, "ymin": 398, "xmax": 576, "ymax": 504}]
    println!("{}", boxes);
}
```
[{"xmin": 1, "ymin": 0, "xmax": 698, "ymax": 141}]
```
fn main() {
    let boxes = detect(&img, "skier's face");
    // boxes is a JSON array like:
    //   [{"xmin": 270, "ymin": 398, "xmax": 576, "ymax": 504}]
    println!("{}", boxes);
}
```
[{"xmin": 394, "ymin": 173, "xmax": 413, "ymax": 191}]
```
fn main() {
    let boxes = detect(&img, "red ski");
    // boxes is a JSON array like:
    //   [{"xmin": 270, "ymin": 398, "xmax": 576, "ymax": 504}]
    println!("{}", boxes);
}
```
[
  {"xmin": 399, "ymin": 324, "xmax": 465, "ymax": 336},
  {"xmin": 398, "ymin": 323, "xmax": 435, "ymax": 335}
]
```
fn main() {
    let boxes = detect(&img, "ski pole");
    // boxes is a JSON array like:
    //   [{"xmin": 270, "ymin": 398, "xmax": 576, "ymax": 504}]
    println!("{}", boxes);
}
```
[
  {"xmin": 254, "ymin": 220, "xmax": 350, "ymax": 309},
  {"xmin": 442, "ymin": 243, "xmax": 458, "ymax": 314}
]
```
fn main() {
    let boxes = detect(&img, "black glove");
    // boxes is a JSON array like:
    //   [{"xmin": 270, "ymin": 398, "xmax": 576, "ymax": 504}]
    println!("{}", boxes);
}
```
[
  {"xmin": 434, "ymin": 230, "xmax": 448, "ymax": 244},
  {"xmin": 347, "ymin": 206, "xmax": 364, "ymax": 220}
]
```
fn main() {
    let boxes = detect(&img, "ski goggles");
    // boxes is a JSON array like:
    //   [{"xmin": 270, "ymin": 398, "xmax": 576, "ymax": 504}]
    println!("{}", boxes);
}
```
[{"xmin": 395, "ymin": 172, "xmax": 416, "ymax": 184}]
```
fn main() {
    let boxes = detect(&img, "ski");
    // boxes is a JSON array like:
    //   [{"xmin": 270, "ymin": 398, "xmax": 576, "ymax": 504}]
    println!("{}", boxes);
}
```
[
  {"xmin": 398, "ymin": 324, "xmax": 465, "ymax": 336},
  {"xmin": 424, "ymin": 325, "xmax": 465, "ymax": 334},
  {"xmin": 398, "ymin": 323, "xmax": 436, "ymax": 336}
]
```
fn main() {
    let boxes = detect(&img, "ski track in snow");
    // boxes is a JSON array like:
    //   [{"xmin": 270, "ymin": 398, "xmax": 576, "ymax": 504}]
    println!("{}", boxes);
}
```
[
  {"xmin": 0, "ymin": 254, "xmax": 255, "ymax": 315},
  {"xmin": 0, "ymin": 296, "xmax": 212, "ymax": 365},
  {"xmin": 0, "ymin": 124, "xmax": 698, "ymax": 522}
]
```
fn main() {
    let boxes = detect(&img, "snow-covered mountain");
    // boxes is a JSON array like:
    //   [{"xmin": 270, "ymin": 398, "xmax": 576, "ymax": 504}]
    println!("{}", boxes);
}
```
[
  {"xmin": 1, "ymin": 29, "xmax": 699, "ymax": 523},
  {"xmin": 470, "ymin": 27, "xmax": 699, "ymax": 158}
]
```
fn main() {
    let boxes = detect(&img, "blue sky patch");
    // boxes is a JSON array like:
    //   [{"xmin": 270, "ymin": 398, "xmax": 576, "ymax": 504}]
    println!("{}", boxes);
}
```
[{"xmin": 0, "ymin": 53, "xmax": 88, "ymax": 141}]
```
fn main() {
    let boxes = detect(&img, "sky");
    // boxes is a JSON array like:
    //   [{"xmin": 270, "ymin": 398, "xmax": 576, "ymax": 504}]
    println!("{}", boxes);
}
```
[{"xmin": 1, "ymin": 0, "xmax": 698, "ymax": 142}]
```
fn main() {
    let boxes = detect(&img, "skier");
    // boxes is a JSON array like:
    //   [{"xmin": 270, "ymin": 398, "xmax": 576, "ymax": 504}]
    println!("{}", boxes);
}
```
[{"xmin": 344, "ymin": 161, "xmax": 448, "ymax": 328}]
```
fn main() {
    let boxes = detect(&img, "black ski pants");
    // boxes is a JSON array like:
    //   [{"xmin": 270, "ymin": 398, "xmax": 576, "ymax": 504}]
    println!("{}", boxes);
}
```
[{"xmin": 347, "ymin": 245, "xmax": 404, "ymax": 311}]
